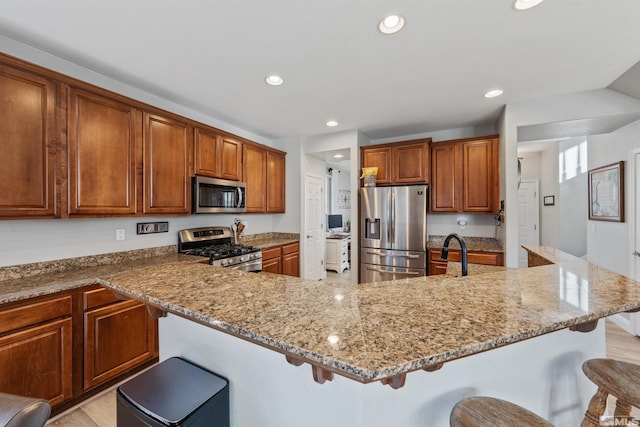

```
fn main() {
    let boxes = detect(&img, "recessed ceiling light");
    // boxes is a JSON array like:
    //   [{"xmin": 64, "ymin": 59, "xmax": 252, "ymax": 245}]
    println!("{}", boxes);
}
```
[
  {"xmin": 326, "ymin": 120, "xmax": 338, "ymax": 127},
  {"xmin": 265, "ymin": 75, "xmax": 284, "ymax": 86},
  {"xmin": 484, "ymin": 89, "xmax": 504, "ymax": 98},
  {"xmin": 378, "ymin": 14, "xmax": 405, "ymax": 35},
  {"xmin": 513, "ymin": 0, "xmax": 545, "ymax": 11},
  {"xmin": 333, "ymin": 154, "xmax": 344, "ymax": 159}
]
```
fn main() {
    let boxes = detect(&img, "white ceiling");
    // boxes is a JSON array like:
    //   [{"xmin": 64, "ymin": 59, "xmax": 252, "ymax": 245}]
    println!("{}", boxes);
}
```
[{"xmin": 0, "ymin": 1, "xmax": 639, "ymax": 141}]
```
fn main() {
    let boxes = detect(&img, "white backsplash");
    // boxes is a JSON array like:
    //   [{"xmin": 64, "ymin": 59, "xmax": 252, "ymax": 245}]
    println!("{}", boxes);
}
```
[{"xmin": 427, "ymin": 213, "xmax": 500, "ymax": 239}]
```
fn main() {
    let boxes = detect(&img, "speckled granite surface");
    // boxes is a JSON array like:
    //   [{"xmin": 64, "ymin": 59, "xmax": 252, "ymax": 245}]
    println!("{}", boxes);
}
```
[
  {"xmin": 428, "ymin": 235, "xmax": 503, "ymax": 253},
  {"xmin": 98, "ymin": 245, "xmax": 640, "ymax": 384},
  {"xmin": 444, "ymin": 261, "xmax": 507, "ymax": 277},
  {"xmin": 239, "ymin": 232, "xmax": 299, "ymax": 249},
  {"xmin": 0, "ymin": 249, "xmax": 201, "ymax": 304}
]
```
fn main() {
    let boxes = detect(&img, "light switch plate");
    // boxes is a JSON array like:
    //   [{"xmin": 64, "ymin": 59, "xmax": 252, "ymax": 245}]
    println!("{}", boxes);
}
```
[{"xmin": 137, "ymin": 222, "xmax": 169, "ymax": 234}]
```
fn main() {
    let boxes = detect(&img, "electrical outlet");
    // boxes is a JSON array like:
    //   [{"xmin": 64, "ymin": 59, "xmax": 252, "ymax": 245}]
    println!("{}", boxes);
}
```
[
  {"xmin": 116, "ymin": 229, "xmax": 126, "ymax": 241},
  {"xmin": 137, "ymin": 222, "xmax": 169, "ymax": 235}
]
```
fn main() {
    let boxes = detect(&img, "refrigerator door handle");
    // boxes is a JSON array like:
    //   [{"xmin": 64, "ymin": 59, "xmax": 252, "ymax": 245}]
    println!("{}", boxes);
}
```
[
  {"xmin": 387, "ymin": 191, "xmax": 392, "ymax": 244},
  {"xmin": 365, "ymin": 266, "xmax": 421, "ymax": 276},
  {"xmin": 391, "ymin": 190, "xmax": 395, "ymax": 245},
  {"xmin": 365, "ymin": 250, "xmax": 419, "ymax": 259}
]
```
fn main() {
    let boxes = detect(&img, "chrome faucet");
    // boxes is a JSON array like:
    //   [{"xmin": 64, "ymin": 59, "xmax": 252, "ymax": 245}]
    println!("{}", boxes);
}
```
[{"xmin": 440, "ymin": 233, "xmax": 468, "ymax": 277}]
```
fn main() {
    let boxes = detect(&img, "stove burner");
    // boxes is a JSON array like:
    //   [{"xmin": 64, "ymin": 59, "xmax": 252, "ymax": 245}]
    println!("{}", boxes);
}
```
[
  {"xmin": 185, "ymin": 244, "xmax": 259, "ymax": 260},
  {"xmin": 178, "ymin": 226, "xmax": 262, "ymax": 272}
]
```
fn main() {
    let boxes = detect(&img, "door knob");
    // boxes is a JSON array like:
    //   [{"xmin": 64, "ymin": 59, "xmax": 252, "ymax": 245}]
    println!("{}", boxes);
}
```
[
  {"xmin": 307, "ymin": 234, "xmax": 313, "ymax": 239},
  {"xmin": 633, "ymin": 251, "xmax": 640, "ymax": 257}
]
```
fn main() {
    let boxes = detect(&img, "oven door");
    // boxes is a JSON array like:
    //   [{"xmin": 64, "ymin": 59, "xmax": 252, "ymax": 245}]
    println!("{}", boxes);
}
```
[{"xmin": 193, "ymin": 176, "xmax": 246, "ymax": 214}]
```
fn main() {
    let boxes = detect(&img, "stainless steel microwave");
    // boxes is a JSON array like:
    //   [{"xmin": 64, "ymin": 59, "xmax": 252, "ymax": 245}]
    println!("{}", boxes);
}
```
[{"xmin": 192, "ymin": 176, "xmax": 246, "ymax": 213}]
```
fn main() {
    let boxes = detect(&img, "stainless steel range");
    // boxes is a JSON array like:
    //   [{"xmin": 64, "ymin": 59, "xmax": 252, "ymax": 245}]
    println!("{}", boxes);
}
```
[{"xmin": 178, "ymin": 226, "xmax": 262, "ymax": 272}]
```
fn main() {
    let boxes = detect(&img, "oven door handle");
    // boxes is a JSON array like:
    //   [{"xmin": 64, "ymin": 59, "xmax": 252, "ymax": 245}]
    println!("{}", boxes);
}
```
[{"xmin": 237, "ymin": 187, "xmax": 243, "ymax": 208}]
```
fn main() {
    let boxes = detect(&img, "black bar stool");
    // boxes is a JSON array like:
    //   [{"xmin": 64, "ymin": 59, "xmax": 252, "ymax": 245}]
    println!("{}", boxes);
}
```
[{"xmin": 0, "ymin": 392, "xmax": 51, "ymax": 427}]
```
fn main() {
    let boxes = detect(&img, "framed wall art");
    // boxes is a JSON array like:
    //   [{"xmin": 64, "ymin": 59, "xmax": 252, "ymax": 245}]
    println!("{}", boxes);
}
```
[{"xmin": 588, "ymin": 161, "xmax": 624, "ymax": 222}]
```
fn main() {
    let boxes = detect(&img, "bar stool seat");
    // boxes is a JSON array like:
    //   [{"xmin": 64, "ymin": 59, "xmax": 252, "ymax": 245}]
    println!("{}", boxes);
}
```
[
  {"xmin": 581, "ymin": 358, "xmax": 640, "ymax": 427},
  {"xmin": 0, "ymin": 392, "xmax": 51, "ymax": 427},
  {"xmin": 450, "ymin": 396, "xmax": 553, "ymax": 427}
]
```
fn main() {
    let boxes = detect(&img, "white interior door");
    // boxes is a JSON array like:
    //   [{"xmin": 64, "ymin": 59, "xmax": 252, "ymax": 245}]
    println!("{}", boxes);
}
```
[
  {"xmin": 517, "ymin": 180, "xmax": 540, "ymax": 267},
  {"xmin": 611, "ymin": 149, "xmax": 640, "ymax": 335},
  {"xmin": 633, "ymin": 150, "xmax": 640, "ymax": 334},
  {"xmin": 303, "ymin": 174, "xmax": 326, "ymax": 280}
]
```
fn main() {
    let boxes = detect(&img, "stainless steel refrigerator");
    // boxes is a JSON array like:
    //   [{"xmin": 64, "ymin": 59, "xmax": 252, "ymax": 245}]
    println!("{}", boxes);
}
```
[{"xmin": 359, "ymin": 185, "xmax": 428, "ymax": 283}]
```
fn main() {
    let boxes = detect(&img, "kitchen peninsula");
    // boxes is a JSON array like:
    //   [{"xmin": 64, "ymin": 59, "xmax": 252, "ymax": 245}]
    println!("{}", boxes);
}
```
[{"xmin": 95, "ymin": 246, "xmax": 640, "ymax": 426}]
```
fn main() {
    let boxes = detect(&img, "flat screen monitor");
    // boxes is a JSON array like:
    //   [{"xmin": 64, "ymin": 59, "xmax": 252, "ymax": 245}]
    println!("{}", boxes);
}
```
[{"xmin": 327, "ymin": 214, "xmax": 343, "ymax": 230}]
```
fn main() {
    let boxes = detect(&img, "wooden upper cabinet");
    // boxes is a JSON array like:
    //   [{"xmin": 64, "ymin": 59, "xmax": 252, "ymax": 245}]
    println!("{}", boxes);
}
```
[
  {"xmin": 463, "ymin": 138, "xmax": 498, "ymax": 212},
  {"xmin": 194, "ymin": 129, "xmax": 242, "ymax": 181},
  {"xmin": 68, "ymin": 88, "xmax": 141, "ymax": 216},
  {"xmin": 430, "ymin": 135, "xmax": 499, "ymax": 213},
  {"xmin": 0, "ymin": 63, "xmax": 57, "ymax": 218},
  {"xmin": 243, "ymin": 144, "xmax": 267, "ymax": 213},
  {"xmin": 361, "ymin": 139, "xmax": 430, "ymax": 186},
  {"xmin": 362, "ymin": 147, "xmax": 392, "ymax": 185},
  {"xmin": 143, "ymin": 113, "xmax": 193, "ymax": 215},
  {"xmin": 431, "ymin": 142, "xmax": 461, "ymax": 212},
  {"xmin": 267, "ymin": 150, "xmax": 285, "ymax": 213},
  {"xmin": 394, "ymin": 141, "xmax": 430, "ymax": 184}
]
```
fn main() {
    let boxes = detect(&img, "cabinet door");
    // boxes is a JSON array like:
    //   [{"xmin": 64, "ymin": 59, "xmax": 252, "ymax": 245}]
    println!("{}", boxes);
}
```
[
  {"xmin": 431, "ymin": 142, "xmax": 461, "ymax": 212},
  {"xmin": 143, "ymin": 113, "xmax": 192, "ymax": 214},
  {"xmin": 0, "ymin": 318, "xmax": 73, "ymax": 406},
  {"xmin": 0, "ymin": 63, "xmax": 57, "ymax": 218},
  {"xmin": 282, "ymin": 243, "xmax": 300, "ymax": 277},
  {"xmin": 68, "ymin": 88, "xmax": 141, "ymax": 215},
  {"xmin": 463, "ymin": 138, "xmax": 497, "ymax": 212},
  {"xmin": 262, "ymin": 257, "xmax": 282, "ymax": 274},
  {"xmin": 194, "ymin": 127, "xmax": 220, "ymax": 177},
  {"xmin": 361, "ymin": 147, "xmax": 392, "ymax": 185},
  {"xmin": 243, "ymin": 144, "xmax": 267, "ymax": 213},
  {"xmin": 219, "ymin": 135, "xmax": 243, "ymax": 181},
  {"xmin": 84, "ymin": 300, "xmax": 157, "ymax": 390},
  {"xmin": 267, "ymin": 150, "xmax": 286, "ymax": 213},
  {"xmin": 394, "ymin": 142, "xmax": 429, "ymax": 184}
]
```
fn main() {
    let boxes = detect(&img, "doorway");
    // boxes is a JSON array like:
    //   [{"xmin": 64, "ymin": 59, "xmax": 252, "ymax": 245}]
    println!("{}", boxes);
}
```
[
  {"xmin": 303, "ymin": 174, "xmax": 326, "ymax": 280},
  {"xmin": 517, "ymin": 179, "xmax": 540, "ymax": 267}
]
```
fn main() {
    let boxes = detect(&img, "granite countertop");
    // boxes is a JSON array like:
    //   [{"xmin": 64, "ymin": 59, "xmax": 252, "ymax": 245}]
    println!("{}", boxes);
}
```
[
  {"xmin": 0, "ymin": 247, "xmax": 202, "ymax": 305},
  {"xmin": 428, "ymin": 235, "xmax": 503, "ymax": 253},
  {"xmin": 444, "ymin": 261, "xmax": 508, "ymax": 277},
  {"xmin": 238, "ymin": 232, "xmax": 299, "ymax": 249},
  {"xmin": 97, "ymin": 246, "xmax": 640, "ymax": 385}
]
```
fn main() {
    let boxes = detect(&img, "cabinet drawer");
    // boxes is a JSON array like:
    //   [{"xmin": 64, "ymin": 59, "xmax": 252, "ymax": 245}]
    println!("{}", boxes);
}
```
[
  {"xmin": 83, "ymin": 287, "xmax": 121, "ymax": 310},
  {"xmin": 0, "ymin": 295, "xmax": 72, "ymax": 335},
  {"xmin": 282, "ymin": 242, "xmax": 299, "ymax": 255},
  {"xmin": 262, "ymin": 246, "xmax": 282, "ymax": 261}
]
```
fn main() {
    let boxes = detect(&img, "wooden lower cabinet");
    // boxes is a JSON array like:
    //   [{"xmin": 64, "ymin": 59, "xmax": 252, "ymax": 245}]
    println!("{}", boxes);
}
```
[
  {"xmin": 0, "ymin": 294, "xmax": 73, "ymax": 406},
  {"xmin": 428, "ymin": 249, "xmax": 504, "ymax": 275},
  {"xmin": 282, "ymin": 243, "xmax": 300, "ymax": 277},
  {"xmin": 262, "ymin": 243, "xmax": 300, "ymax": 277},
  {"xmin": 83, "ymin": 292, "xmax": 157, "ymax": 390},
  {"xmin": 0, "ymin": 318, "xmax": 73, "ymax": 406},
  {"xmin": 0, "ymin": 286, "xmax": 158, "ymax": 413},
  {"xmin": 262, "ymin": 246, "xmax": 282, "ymax": 274}
]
